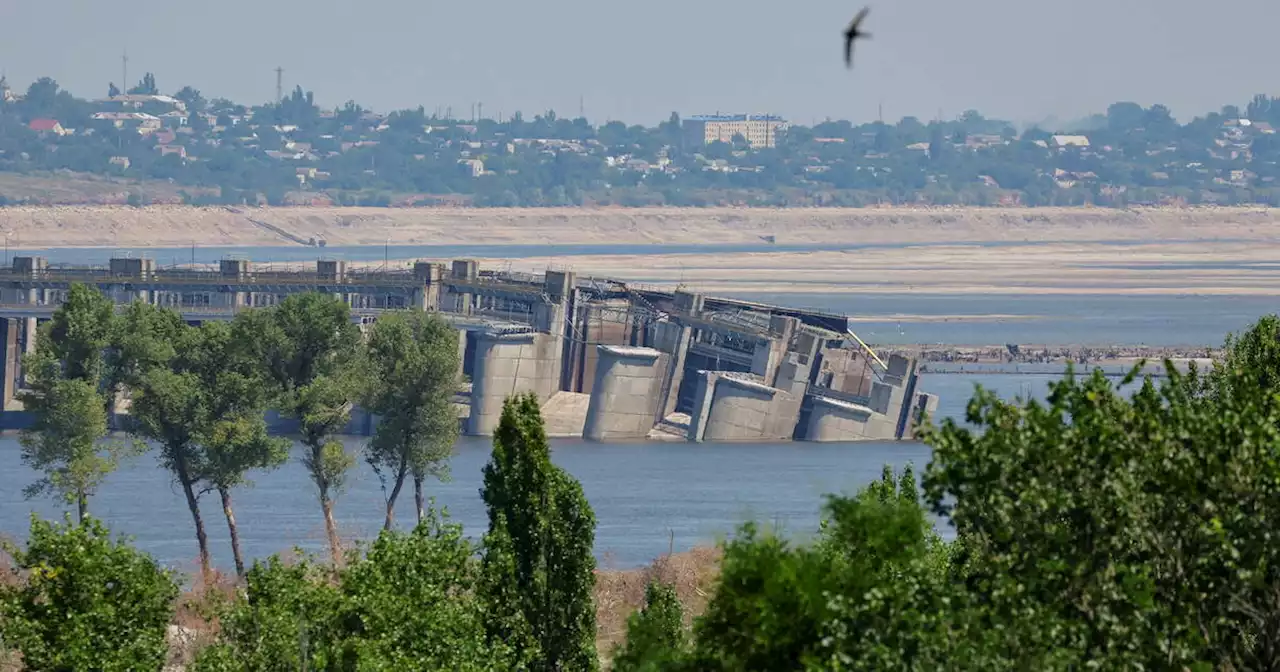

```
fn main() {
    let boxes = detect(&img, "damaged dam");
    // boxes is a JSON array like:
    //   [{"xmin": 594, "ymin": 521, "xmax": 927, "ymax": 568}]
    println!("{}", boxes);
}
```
[{"xmin": 0, "ymin": 255, "xmax": 937, "ymax": 442}]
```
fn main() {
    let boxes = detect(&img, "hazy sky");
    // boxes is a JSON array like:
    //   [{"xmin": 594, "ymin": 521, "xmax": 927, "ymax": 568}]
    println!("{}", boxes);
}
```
[{"xmin": 1, "ymin": 0, "xmax": 1276, "ymax": 126}]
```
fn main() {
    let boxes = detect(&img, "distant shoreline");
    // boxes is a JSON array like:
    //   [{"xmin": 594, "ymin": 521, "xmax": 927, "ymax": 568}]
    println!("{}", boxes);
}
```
[
  {"xmin": 0, "ymin": 204, "xmax": 1278, "ymax": 249},
  {"xmin": 1, "ymin": 205, "xmax": 1279, "ymax": 298}
]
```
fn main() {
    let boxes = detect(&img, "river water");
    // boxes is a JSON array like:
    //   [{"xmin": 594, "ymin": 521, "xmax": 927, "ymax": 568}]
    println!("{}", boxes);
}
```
[{"xmin": 0, "ymin": 241, "xmax": 1274, "ymax": 572}]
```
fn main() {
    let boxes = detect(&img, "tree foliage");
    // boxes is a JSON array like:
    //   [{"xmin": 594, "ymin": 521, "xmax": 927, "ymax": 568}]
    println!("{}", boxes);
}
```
[
  {"xmin": 16, "ymin": 283, "xmax": 129, "ymax": 520},
  {"xmin": 0, "ymin": 516, "xmax": 177, "ymax": 672},
  {"xmin": 479, "ymin": 393, "xmax": 599, "ymax": 671},
  {"xmin": 127, "ymin": 307, "xmax": 288, "ymax": 581},
  {"xmin": 193, "ymin": 507, "xmax": 508, "ymax": 672},
  {"xmin": 363, "ymin": 309, "xmax": 460, "ymax": 529},
  {"xmin": 610, "ymin": 580, "xmax": 687, "ymax": 672},
  {"xmin": 194, "ymin": 317, "xmax": 291, "ymax": 577},
  {"xmin": 245, "ymin": 293, "xmax": 364, "ymax": 565},
  {"xmin": 16, "ymin": 378, "xmax": 113, "ymax": 521},
  {"xmin": 671, "ymin": 465, "xmax": 957, "ymax": 671},
  {"xmin": 604, "ymin": 315, "xmax": 1280, "ymax": 671}
]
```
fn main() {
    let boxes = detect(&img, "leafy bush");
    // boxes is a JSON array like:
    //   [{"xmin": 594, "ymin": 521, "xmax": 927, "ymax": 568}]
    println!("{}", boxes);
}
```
[
  {"xmin": 0, "ymin": 516, "xmax": 178, "ymax": 672},
  {"xmin": 194, "ymin": 507, "xmax": 508, "ymax": 672},
  {"xmin": 610, "ymin": 580, "xmax": 686, "ymax": 672}
]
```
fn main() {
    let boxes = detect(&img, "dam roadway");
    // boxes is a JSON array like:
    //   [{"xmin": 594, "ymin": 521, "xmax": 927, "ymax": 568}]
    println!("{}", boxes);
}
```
[{"xmin": 0, "ymin": 254, "xmax": 936, "ymax": 442}]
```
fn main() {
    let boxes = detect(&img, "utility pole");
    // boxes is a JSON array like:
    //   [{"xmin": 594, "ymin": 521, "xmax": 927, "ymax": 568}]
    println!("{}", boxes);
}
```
[
  {"xmin": 121, "ymin": 51, "xmax": 129, "ymax": 93},
  {"xmin": 478, "ymin": 102, "xmax": 483, "ymax": 121},
  {"xmin": 275, "ymin": 66, "xmax": 284, "ymax": 104},
  {"xmin": 579, "ymin": 95, "xmax": 584, "ymax": 120}
]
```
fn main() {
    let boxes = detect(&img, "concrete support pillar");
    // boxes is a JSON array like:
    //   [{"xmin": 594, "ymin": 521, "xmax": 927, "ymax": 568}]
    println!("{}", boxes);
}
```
[
  {"xmin": 582, "ymin": 345, "xmax": 667, "ymax": 441},
  {"xmin": 862, "ymin": 353, "xmax": 917, "ymax": 440},
  {"xmin": 468, "ymin": 330, "xmax": 560, "ymax": 436},
  {"xmin": 904, "ymin": 392, "xmax": 940, "ymax": 440},
  {"xmin": 456, "ymin": 328, "xmax": 468, "ymax": 380},
  {"xmin": 806, "ymin": 396, "xmax": 877, "ymax": 441},
  {"xmin": 656, "ymin": 323, "xmax": 691, "ymax": 419},
  {"xmin": 0, "ymin": 319, "xmax": 18, "ymax": 411},
  {"xmin": 450, "ymin": 260, "xmax": 478, "ymax": 315},
  {"xmin": 413, "ymin": 261, "xmax": 445, "ymax": 311},
  {"xmin": 22, "ymin": 317, "xmax": 37, "ymax": 356},
  {"xmin": 686, "ymin": 371, "xmax": 720, "ymax": 443},
  {"xmin": 702, "ymin": 375, "xmax": 790, "ymax": 442}
]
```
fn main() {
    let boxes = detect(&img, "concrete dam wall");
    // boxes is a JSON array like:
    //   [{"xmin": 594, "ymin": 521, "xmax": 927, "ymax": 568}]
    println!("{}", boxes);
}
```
[{"xmin": 0, "ymin": 254, "xmax": 938, "ymax": 443}]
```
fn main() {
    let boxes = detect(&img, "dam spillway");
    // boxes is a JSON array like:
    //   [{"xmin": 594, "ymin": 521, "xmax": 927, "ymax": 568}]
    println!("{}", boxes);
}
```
[{"xmin": 0, "ymin": 254, "xmax": 937, "ymax": 442}]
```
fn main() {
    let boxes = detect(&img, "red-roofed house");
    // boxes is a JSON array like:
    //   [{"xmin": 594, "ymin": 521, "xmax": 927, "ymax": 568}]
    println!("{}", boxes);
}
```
[{"xmin": 28, "ymin": 119, "xmax": 68, "ymax": 136}]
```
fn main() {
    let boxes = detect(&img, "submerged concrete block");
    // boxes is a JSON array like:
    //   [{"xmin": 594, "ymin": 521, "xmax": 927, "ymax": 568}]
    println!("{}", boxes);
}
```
[
  {"xmin": 806, "ymin": 395, "xmax": 876, "ymax": 441},
  {"xmin": 468, "ymin": 330, "xmax": 561, "ymax": 436},
  {"xmin": 702, "ymin": 375, "xmax": 794, "ymax": 442},
  {"xmin": 583, "ymin": 345, "xmax": 668, "ymax": 441}
]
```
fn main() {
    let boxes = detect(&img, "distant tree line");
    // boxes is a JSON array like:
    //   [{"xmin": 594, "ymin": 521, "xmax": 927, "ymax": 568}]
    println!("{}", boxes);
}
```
[{"xmin": 5, "ymin": 74, "xmax": 1280, "ymax": 207}]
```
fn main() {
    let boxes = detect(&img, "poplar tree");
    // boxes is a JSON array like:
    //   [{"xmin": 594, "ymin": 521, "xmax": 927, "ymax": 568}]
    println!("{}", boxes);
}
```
[
  {"xmin": 363, "ymin": 309, "xmax": 460, "ymax": 530},
  {"xmin": 244, "ymin": 293, "xmax": 364, "ymax": 565},
  {"xmin": 479, "ymin": 393, "xmax": 598, "ymax": 671},
  {"xmin": 17, "ymin": 283, "xmax": 127, "ymax": 521}
]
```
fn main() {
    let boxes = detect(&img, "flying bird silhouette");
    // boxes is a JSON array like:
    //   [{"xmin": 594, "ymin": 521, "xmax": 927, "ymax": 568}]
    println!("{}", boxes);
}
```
[{"xmin": 843, "ymin": 7, "xmax": 871, "ymax": 68}]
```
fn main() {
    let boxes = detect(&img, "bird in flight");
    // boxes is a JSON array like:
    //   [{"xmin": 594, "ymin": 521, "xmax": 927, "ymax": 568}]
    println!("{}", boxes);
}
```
[{"xmin": 843, "ymin": 7, "xmax": 871, "ymax": 68}]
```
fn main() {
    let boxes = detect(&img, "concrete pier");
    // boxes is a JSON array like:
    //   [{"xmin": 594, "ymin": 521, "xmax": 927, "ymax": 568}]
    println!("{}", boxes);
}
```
[
  {"xmin": 701, "ymin": 375, "xmax": 796, "ymax": 442},
  {"xmin": 583, "ymin": 345, "xmax": 668, "ymax": 441},
  {"xmin": 806, "ymin": 396, "xmax": 879, "ymax": 441},
  {"xmin": 0, "ymin": 254, "xmax": 938, "ymax": 442},
  {"xmin": 468, "ymin": 330, "xmax": 562, "ymax": 436}
]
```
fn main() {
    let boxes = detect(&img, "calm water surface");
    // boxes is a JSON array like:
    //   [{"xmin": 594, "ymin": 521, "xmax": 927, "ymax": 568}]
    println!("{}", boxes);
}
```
[{"xmin": 0, "ymin": 374, "xmax": 1049, "ymax": 573}]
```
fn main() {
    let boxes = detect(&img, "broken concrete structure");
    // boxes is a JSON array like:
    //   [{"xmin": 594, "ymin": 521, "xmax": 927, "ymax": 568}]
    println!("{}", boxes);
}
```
[{"xmin": 0, "ymin": 255, "xmax": 937, "ymax": 440}]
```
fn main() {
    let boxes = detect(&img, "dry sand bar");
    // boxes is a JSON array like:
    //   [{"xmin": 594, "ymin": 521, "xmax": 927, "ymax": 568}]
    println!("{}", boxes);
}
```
[{"xmin": 0, "ymin": 255, "xmax": 936, "ymax": 443}]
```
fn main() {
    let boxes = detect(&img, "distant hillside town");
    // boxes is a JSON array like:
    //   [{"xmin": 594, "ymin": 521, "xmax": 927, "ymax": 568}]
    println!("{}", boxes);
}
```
[{"xmin": 3, "ymin": 73, "xmax": 1280, "ymax": 207}]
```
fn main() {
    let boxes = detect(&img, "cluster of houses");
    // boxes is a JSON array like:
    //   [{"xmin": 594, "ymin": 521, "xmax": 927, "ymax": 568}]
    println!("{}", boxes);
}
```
[{"xmin": 4, "ymin": 72, "xmax": 1280, "ymax": 198}]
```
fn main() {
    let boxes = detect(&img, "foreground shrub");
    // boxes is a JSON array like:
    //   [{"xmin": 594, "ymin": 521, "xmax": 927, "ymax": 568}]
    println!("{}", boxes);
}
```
[
  {"xmin": 610, "ymin": 580, "xmax": 687, "ymax": 672},
  {"xmin": 640, "ymin": 466, "xmax": 954, "ymax": 671},
  {"xmin": 193, "ymin": 506, "xmax": 509, "ymax": 671},
  {"xmin": 0, "ymin": 515, "xmax": 178, "ymax": 672}
]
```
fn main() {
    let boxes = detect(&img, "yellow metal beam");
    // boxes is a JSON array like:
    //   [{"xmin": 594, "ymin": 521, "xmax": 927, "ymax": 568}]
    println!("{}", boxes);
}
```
[{"xmin": 845, "ymin": 328, "xmax": 887, "ymax": 370}]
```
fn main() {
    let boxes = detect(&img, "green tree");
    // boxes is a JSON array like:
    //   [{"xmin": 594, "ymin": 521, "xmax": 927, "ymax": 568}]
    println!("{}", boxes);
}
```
[
  {"xmin": 247, "ymin": 293, "xmax": 364, "ymax": 565},
  {"xmin": 363, "ymin": 309, "xmax": 461, "ymax": 529},
  {"xmin": 682, "ymin": 465, "xmax": 957, "ymax": 671},
  {"xmin": 128, "ymin": 317, "xmax": 218, "ymax": 581},
  {"xmin": 0, "ymin": 515, "xmax": 178, "ymax": 672},
  {"xmin": 920, "ymin": 346, "xmax": 1280, "ymax": 669},
  {"xmin": 190, "ymin": 555, "xmax": 346, "ymax": 671},
  {"xmin": 16, "ymin": 283, "xmax": 124, "ymax": 520},
  {"xmin": 106, "ymin": 298, "xmax": 183, "ymax": 404},
  {"xmin": 127, "ymin": 311, "xmax": 289, "ymax": 581},
  {"xmin": 479, "ymin": 393, "xmax": 598, "ymax": 671},
  {"xmin": 335, "ymin": 506, "xmax": 511, "ymax": 669},
  {"xmin": 127, "ymin": 72, "xmax": 158, "ymax": 96},
  {"xmin": 39, "ymin": 282, "xmax": 115, "ymax": 386},
  {"xmin": 196, "ymin": 317, "xmax": 291, "ymax": 577},
  {"xmin": 16, "ymin": 378, "xmax": 113, "ymax": 521},
  {"xmin": 610, "ymin": 580, "xmax": 687, "ymax": 672},
  {"xmin": 173, "ymin": 85, "xmax": 206, "ymax": 113},
  {"xmin": 194, "ymin": 507, "xmax": 507, "ymax": 671}
]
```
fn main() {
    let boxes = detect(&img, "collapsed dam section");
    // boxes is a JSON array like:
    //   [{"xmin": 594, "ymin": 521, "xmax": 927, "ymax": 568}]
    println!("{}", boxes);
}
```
[{"xmin": 0, "ymin": 255, "xmax": 937, "ymax": 442}]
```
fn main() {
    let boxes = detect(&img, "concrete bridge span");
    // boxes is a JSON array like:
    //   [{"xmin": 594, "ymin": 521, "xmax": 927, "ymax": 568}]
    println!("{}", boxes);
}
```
[{"xmin": 0, "ymin": 254, "xmax": 936, "ymax": 442}]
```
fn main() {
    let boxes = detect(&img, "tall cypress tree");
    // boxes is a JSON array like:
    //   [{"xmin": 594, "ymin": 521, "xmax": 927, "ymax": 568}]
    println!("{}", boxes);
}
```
[{"xmin": 479, "ymin": 393, "xmax": 598, "ymax": 670}]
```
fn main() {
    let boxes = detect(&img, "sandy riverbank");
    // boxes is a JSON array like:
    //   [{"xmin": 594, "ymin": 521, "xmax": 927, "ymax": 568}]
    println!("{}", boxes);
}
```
[
  {"xmin": 1, "ymin": 205, "xmax": 1280, "ymax": 249},
  {"xmin": 6, "ymin": 205, "xmax": 1280, "ymax": 297},
  {"xmin": 455, "ymin": 237, "xmax": 1280, "ymax": 296}
]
